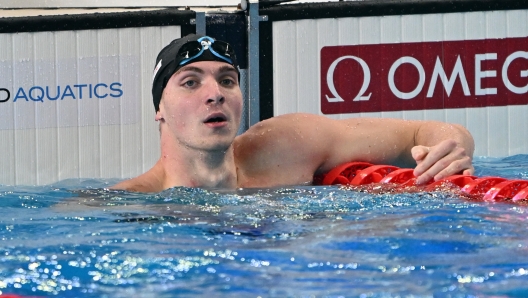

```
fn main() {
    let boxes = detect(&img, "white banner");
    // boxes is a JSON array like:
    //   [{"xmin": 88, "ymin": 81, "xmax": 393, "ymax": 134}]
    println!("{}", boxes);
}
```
[{"xmin": 0, "ymin": 56, "xmax": 140, "ymax": 130}]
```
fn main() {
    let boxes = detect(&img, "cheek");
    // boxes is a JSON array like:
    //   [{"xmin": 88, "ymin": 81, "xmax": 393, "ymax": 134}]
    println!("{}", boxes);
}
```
[
  {"xmin": 234, "ymin": 93, "xmax": 244, "ymax": 119},
  {"xmin": 163, "ymin": 95, "xmax": 193, "ymax": 120}
]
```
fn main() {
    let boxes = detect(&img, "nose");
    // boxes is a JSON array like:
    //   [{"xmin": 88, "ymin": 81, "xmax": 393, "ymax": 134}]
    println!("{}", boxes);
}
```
[{"xmin": 205, "ymin": 81, "xmax": 225, "ymax": 105}]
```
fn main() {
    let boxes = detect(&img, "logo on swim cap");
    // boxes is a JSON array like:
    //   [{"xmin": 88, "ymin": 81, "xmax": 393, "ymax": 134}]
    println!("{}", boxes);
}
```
[
  {"xmin": 152, "ymin": 59, "xmax": 162, "ymax": 83},
  {"xmin": 201, "ymin": 39, "xmax": 211, "ymax": 50}
]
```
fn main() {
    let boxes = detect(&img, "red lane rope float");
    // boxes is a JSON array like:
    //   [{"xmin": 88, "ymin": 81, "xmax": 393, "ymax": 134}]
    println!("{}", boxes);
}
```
[
  {"xmin": 350, "ymin": 165, "xmax": 400, "ymax": 185},
  {"xmin": 318, "ymin": 162, "xmax": 373, "ymax": 185},
  {"xmin": 482, "ymin": 180, "xmax": 528, "ymax": 202},
  {"xmin": 315, "ymin": 162, "xmax": 528, "ymax": 204}
]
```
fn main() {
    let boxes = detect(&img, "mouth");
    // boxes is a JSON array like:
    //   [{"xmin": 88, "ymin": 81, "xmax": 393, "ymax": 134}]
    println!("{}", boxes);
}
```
[{"xmin": 204, "ymin": 113, "xmax": 227, "ymax": 124}]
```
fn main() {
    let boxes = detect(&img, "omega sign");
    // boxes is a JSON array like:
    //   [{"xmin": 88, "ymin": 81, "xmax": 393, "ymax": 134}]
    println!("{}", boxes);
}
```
[{"xmin": 320, "ymin": 37, "xmax": 528, "ymax": 114}]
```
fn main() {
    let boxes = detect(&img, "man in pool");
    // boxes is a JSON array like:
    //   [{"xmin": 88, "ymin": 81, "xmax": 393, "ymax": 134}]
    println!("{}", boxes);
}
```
[{"xmin": 112, "ymin": 34, "xmax": 475, "ymax": 192}]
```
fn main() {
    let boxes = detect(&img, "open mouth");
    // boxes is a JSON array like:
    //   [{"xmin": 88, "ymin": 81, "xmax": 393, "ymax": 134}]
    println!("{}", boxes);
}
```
[{"xmin": 204, "ymin": 114, "xmax": 227, "ymax": 124}]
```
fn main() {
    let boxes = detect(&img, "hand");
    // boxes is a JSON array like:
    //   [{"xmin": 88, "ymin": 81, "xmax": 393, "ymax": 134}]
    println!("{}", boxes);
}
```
[{"xmin": 411, "ymin": 139, "xmax": 474, "ymax": 185}]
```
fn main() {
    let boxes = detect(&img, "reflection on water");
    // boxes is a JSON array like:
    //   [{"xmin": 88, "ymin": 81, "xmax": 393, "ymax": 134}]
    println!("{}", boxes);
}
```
[{"xmin": 1, "ymin": 156, "xmax": 528, "ymax": 297}]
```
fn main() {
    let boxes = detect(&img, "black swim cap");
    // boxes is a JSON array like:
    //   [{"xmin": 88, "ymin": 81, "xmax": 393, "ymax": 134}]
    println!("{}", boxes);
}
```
[{"xmin": 151, "ymin": 34, "xmax": 239, "ymax": 111}]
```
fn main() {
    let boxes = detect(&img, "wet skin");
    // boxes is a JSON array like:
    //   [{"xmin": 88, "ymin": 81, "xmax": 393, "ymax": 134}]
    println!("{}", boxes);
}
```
[{"xmin": 112, "ymin": 61, "xmax": 475, "ymax": 192}]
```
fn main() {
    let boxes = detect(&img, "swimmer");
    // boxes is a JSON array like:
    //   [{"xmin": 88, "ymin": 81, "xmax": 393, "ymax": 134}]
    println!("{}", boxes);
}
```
[{"xmin": 111, "ymin": 34, "xmax": 474, "ymax": 192}]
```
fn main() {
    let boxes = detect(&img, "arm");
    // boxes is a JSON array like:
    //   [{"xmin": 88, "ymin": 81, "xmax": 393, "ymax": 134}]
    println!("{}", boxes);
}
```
[
  {"xmin": 236, "ymin": 113, "xmax": 474, "ymax": 186},
  {"xmin": 319, "ymin": 115, "xmax": 475, "ymax": 184}
]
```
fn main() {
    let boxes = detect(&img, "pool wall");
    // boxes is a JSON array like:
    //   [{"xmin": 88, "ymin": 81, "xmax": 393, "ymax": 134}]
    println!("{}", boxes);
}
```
[
  {"xmin": 0, "ymin": 7, "xmax": 249, "ymax": 186},
  {"xmin": 1, "ymin": 0, "xmax": 527, "ymax": 186},
  {"xmin": 0, "ymin": 10, "xmax": 193, "ymax": 185}
]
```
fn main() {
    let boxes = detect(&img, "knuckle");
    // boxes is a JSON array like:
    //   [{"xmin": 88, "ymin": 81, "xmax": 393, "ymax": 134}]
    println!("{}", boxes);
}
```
[
  {"xmin": 435, "ymin": 158, "xmax": 450, "ymax": 170},
  {"xmin": 444, "ymin": 139, "xmax": 457, "ymax": 149},
  {"xmin": 451, "ymin": 157, "xmax": 473, "ymax": 174},
  {"xmin": 455, "ymin": 146, "xmax": 467, "ymax": 156}
]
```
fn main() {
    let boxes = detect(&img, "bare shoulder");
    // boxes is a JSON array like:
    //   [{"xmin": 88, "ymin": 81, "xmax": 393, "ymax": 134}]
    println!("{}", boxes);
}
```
[
  {"xmin": 110, "ymin": 161, "xmax": 165, "ymax": 193},
  {"xmin": 234, "ymin": 112, "xmax": 388, "ymax": 151},
  {"xmin": 237, "ymin": 113, "xmax": 334, "ymax": 140},
  {"xmin": 233, "ymin": 113, "xmax": 346, "ymax": 186},
  {"xmin": 234, "ymin": 113, "xmax": 329, "ymax": 156}
]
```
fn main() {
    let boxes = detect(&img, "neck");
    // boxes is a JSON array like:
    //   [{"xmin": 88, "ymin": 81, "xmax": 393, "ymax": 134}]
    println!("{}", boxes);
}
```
[{"xmin": 159, "ymin": 139, "xmax": 238, "ymax": 190}]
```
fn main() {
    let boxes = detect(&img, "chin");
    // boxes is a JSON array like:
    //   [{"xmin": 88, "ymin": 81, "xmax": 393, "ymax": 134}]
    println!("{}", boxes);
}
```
[{"xmin": 204, "ymin": 138, "xmax": 234, "ymax": 152}]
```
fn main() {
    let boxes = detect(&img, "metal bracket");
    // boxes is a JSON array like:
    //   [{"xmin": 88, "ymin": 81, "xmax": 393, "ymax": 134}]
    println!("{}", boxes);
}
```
[
  {"xmin": 247, "ymin": 0, "xmax": 260, "ymax": 127},
  {"xmin": 191, "ymin": 12, "xmax": 206, "ymax": 35}
]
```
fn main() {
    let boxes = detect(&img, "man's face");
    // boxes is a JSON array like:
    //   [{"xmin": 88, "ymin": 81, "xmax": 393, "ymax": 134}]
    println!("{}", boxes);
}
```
[{"xmin": 157, "ymin": 61, "xmax": 243, "ymax": 152}]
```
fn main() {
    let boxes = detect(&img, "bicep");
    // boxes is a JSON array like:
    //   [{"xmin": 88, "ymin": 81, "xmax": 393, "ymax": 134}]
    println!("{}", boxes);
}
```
[
  {"xmin": 316, "ymin": 117, "xmax": 420, "ymax": 172},
  {"xmin": 236, "ymin": 114, "xmax": 421, "ymax": 179}
]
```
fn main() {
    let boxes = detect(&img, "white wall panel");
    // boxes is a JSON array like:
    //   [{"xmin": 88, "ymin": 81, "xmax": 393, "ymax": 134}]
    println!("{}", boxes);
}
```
[
  {"xmin": 273, "ymin": 21, "xmax": 298, "ymax": 116},
  {"xmin": 272, "ymin": 9, "xmax": 528, "ymax": 157},
  {"xmin": 357, "ymin": 17, "xmax": 383, "ymax": 119},
  {"xmin": 461, "ymin": 12, "xmax": 487, "ymax": 156},
  {"xmin": 297, "ymin": 20, "xmax": 319, "ymax": 116},
  {"xmin": 485, "ymin": 12, "xmax": 508, "ymax": 156},
  {"xmin": 507, "ymin": 10, "xmax": 528, "ymax": 156},
  {"xmin": 0, "ymin": 31, "xmax": 15, "ymax": 184},
  {"xmin": 442, "ymin": 13, "xmax": 465, "ymax": 130},
  {"xmin": 317, "ymin": 19, "xmax": 339, "ymax": 118},
  {"xmin": 0, "ymin": 26, "xmax": 180, "ymax": 185},
  {"xmin": 402, "ymin": 14, "xmax": 428, "ymax": 121},
  {"xmin": 34, "ymin": 32, "xmax": 59, "ymax": 185},
  {"xmin": 13, "ymin": 33, "xmax": 37, "ymax": 185},
  {"xmin": 76, "ymin": 30, "xmax": 99, "ymax": 180}
]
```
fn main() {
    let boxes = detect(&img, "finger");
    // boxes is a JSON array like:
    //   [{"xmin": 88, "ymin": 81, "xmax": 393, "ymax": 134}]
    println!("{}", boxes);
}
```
[
  {"xmin": 413, "ymin": 141, "xmax": 458, "ymax": 177},
  {"xmin": 416, "ymin": 155, "xmax": 473, "ymax": 184},
  {"xmin": 413, "ymin": 147, "xmax": 441, "ymax": 178},
  {"xmin": 435, "ymin": 160, "xmax": 474, "ymax": 182},
  {"xmin": 462, "ymin": 168, "xmax": 475, "ymax": 176},
  {"xmin": 411, "ymin": 145, "xmax": 430, "ymax": 162}
]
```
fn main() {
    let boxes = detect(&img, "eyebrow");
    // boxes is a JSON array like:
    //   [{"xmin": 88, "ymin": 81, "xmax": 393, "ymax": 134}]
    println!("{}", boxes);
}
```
[
  {"xmin": 176, "ymin": 64, "xmax": 237, "ymax": 76},
  {"xmin": 218, "ymin": 65, "xmax": 238, "ymax": 74},
  {"xmin": 176, "ymin": 65, "xmax": 205, "ymax": 75}
]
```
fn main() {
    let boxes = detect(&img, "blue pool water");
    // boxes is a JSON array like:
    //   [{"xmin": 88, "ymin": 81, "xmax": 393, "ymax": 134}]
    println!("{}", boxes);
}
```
[{"xmin": 1, "ymin": 156, "xmax": 528, "ymax": 297}]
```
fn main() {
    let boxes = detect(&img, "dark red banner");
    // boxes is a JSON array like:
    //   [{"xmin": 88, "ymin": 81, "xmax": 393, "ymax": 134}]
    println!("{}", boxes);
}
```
[{"xmin": 320, "ymin": 37, "xmax": 528, "ymax": 114}]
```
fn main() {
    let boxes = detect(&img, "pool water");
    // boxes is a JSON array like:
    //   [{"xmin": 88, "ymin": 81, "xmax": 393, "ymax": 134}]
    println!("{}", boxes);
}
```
[{"xmin": 1, "ymin": 156, "xmax": 528, "ymax": 297}]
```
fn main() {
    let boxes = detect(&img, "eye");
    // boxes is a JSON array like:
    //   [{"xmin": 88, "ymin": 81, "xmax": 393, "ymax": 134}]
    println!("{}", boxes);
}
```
[
  {"xmin": 183, "ymin": 79, "xmax": 197, "ymax": 87},
  {"xmin": 220, "ymin": 78, "xmax": 236, "ymax": 87}
]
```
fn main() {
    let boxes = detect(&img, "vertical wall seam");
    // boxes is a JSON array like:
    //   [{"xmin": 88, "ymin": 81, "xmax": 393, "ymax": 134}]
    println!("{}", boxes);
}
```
[
  {"xmin": 119, "ymin": 29, "xmax": 123, "ymax": 178},
  {"xmin": 399, "ymin": 16, "xmax": 404, "ymax": 120},
  {"xmin": 422, "ymin": 14, "xmax": 427, "ymax": 121},
  {"xmin": 33, "ymin": 34, "xmax": 39, "ymax": 185},
  {"xmin": 12, "ymin": 34, "xmax": 17, "ymax": 185},
  {"xmin": 296, "ymin": 21, "xmax": 300, "ymax": 113},
  {"xmin": 55, "ymin": 33, "xmax": 59, "ymax": 181},
  {"xmin": 139, "ymin": 30, "xmax": 144, "ymax": 173},
  {"xmin": 76, "ymin": 32, "xmax": 81, "ymax": 178},
  {"xmin": 441, "ymin": 14, "xmax": 446, "ymax": 123},
  {"xmin": 332, "ymin": 19, "xmax": 336, "ymax": 118},
  {"xmin": 140, "ymin": 30, "xmax": 143, "ymax": 174},
  {"xmin": 98, "ymin": 30, "xmax": 102, "ymax": 177}
]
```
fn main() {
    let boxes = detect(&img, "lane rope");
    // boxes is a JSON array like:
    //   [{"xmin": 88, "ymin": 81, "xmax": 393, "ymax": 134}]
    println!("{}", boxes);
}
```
[{"xmin": 315, "ymin": 162, "xmax": 528, "ymax": 203}]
